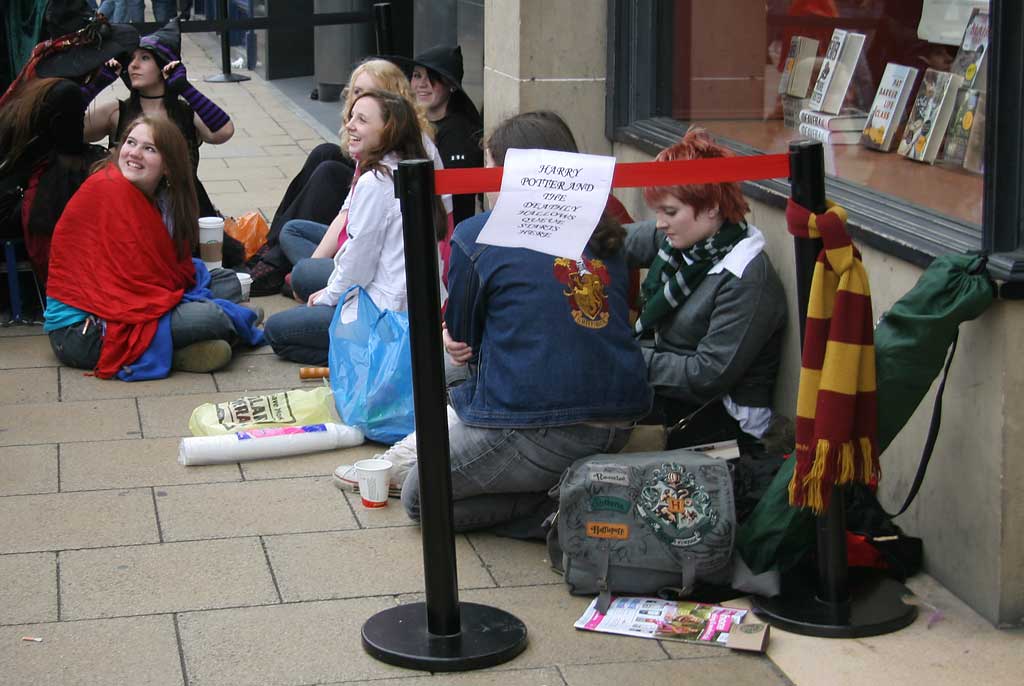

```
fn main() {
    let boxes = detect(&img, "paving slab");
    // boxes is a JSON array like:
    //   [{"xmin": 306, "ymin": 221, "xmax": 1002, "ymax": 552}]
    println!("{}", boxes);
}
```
[
  {"xmin": 342, "ymin": 490, "xmax": 417, "ymax": 529},
  {"xmin": 263, "ymin": 528, "xmax": 494, "ymax": 602},
  {"xmin": 137, "ymin": 391, "xmax": 243, "ymax": 438},
  {"xmin": 324, "ymin": 668, "xmax": 567, "ymax": 686},
  {"xmin": 223, "ymin": 154, "xmax": 309, "ymax": 169},
  {"xmin": 0, "ymin": 444, "xmax": 57, "ymax": 496},
  {"xmin": 178, "ymin": 598, "xmax": 411, "ymax": 686},
  {"xmin": 562, "ymin": 657, "xmax": 789, "ymax": 686},
  {"xmin": 467, "ymin": 533, "xmax": 563, "ymax": 588},
  {"xmin": 0, "ymin": 489, "xmax": 157, "ymax": 553},
  {"xmin": 0, "ymin": 614, "xmax": 182, "ymax": 686},
  {"xmin": 59, "ymin": 437, "xmax": 240, "ymax": 492},
  {"xmin": 0, "ymin": 335, "xmax": 59, "ymax": 368},
  {"xmin": 60, "ymin": 537, "xmax": 278, "ymax": 620},
  {"xmin": 199, "ymin": 164, "xmax": 286, "ymax": 181},
  {"xmin": 0, "ymin": 398, "xmax": 140, "ymax": 447},
  {"xmin": 156, "ymin": 477, "xmax": 355, "ymax": 541},
  {"xmin": 458, "ymin": 585, "xmax": 666, "ymax": 669},
  {"xmin": 59, "ymin": 366, "xmax": 217, "ymax": 402},
  {"xmin": 203, "ymin": 179, "xmax": 246, "ymax": 195},
  {"xmin": 240, "ymin": 441, "xmax": 382, "ymax": 480},
  {"xmin": 0, "ymin": 324, "xmax": 46, "ymax": 338},
  {"xmin": 212, "ymin": 352, "xmax": 305, "ymax": 392},
  {"xmin": 0, "ymin": 552, "xmax": 57, "ymax": 625},
  {"xmin": 0, "ymin": 368, "xmax": 58, "ymax": 404}
]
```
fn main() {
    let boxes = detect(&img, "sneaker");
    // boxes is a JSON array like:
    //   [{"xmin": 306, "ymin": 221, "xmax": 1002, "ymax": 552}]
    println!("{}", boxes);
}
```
[
  {"xmin": 172, "ymin": 339, "xmax": 232, "ymax": 373},
  {"xmin": 249, "ymin": 304, "xmax": 265, "ymax": 327},
  {"xmin": 332, "ymin": 464, "xmax": 404, "ymax": 498}
]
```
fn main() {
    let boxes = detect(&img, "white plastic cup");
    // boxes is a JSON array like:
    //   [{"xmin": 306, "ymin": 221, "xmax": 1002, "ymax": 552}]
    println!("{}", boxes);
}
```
[
  {"xmin": 355, "ymin": 458, "xmax": 393, "ymax": 508},
  {"xmin": 198, "ymin": 216, "xmax": 224, "ymax": 270},
  {"xmin": 235, "ymin": 272, "xmax": 253, "ymax": 300}
]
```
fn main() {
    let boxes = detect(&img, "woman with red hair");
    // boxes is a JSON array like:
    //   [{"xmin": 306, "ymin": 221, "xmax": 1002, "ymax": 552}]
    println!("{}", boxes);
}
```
[{"xmin": 626, "ymin": 127, "xmax": 788, "ymax": 452}]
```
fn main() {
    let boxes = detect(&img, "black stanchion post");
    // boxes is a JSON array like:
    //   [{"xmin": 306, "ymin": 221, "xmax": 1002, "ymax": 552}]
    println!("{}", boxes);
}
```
[
  {"xmin": 361, "ymin": 160, "xmax": 528, "ymax": 671},
  {"xmin": 750, "ymin": 140, "xmax": 917, "ymax": 637},
  {"xmin": 204, "ymin": 0, "xmax": 250, "ymax": 83},
  {"xmin": 373, "ymin": 3, "xmax": 393, "ymax": 55}
]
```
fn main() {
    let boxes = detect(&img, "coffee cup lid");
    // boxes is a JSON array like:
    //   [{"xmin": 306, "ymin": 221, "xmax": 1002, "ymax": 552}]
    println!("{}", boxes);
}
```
[{"xmin": 198, "ymin": 216, "xmax": 225, "ymax": 228}]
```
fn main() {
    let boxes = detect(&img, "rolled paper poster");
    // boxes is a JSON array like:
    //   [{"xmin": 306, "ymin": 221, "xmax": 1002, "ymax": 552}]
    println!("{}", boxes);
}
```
[{"xmin": 178, "ymin": 423, "xmax": 364, "ymax": 466}]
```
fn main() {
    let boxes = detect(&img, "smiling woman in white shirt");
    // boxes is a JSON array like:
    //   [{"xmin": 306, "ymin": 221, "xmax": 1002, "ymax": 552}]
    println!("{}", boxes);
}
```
[{"xmin": 262, "ymin": 89, "xmax": 446, "ymax": 365}]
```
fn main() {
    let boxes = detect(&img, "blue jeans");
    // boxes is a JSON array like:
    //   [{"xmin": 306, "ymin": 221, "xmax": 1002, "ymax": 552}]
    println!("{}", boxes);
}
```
[
  {"xmin": 290, "ymin": 258, "xmax": 334, "ymax": 301},
  {"xmin": 401, "ymin": 422, "xmax": 632, "ymax": 532},
  {"xmin": 152, "ymin": 0, "xmax": 177, "ymax": 22},
  {"xmin": 279, "ymin": 219, "xmax": 328, "ymax": 266},
  {"xmin": 263, "ymin": 303, "xmax": 335, "ymax": 365}
]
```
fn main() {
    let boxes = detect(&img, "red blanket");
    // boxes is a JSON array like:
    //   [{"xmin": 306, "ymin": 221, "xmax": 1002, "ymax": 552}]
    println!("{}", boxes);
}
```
[{"xmin": 47, "ymin": 164, "xmax": 195, "ymax": 378}]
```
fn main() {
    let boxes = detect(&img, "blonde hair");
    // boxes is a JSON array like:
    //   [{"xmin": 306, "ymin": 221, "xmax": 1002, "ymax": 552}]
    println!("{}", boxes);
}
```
[{"xmin": 338, "ymin": 58, "xmax": 434, "ymax": 154}]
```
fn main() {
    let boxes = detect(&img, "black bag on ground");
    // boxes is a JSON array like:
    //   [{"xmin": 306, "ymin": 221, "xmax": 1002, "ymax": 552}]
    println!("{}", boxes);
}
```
[{"xmin": 546, "ymin": 449, "xmax": 742, "ymax": 611}]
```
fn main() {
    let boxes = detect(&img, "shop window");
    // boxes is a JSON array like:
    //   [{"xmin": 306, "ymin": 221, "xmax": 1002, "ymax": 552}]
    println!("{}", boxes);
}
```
[{"xmin": 608, "ymin": 0, "xmax": 1024, "ymax": 278}]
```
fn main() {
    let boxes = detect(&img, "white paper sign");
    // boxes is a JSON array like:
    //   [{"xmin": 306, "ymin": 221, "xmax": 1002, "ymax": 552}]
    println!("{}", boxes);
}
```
[{"xmin": 477, "ymin": 148, "xmax": 616, "ymax": 259}]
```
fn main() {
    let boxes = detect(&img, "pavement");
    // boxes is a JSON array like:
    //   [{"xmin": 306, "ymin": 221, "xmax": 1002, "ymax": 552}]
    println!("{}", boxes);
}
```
[{"xmin": 1, "ymin": 29, "xmax": 1022, "ymax": 686}]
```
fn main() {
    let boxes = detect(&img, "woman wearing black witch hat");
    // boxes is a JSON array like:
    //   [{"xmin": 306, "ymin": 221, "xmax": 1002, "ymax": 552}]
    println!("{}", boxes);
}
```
[
  {"xmin": 0, "ymin": 12, "xmax": 139, "ymax": 281},
  {"xmin": 400, "ymin": 45, "xmax": 484, "ymax": 227},
  {"xmin": 81, "ymin": 17, "xmax": 244, "ymax": 266}
]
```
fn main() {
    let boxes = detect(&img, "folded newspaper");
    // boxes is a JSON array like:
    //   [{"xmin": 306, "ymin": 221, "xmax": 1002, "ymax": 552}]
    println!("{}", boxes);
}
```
[{"xmin": 574, "ymin": 596, "xmax": 751, "ymax": 647}]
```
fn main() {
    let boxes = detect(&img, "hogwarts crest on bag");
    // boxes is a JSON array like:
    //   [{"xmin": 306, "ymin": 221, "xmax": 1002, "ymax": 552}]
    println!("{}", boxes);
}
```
[{"xmin": 547, "ymin": 449, "xmax": 735, "ymax": 612}]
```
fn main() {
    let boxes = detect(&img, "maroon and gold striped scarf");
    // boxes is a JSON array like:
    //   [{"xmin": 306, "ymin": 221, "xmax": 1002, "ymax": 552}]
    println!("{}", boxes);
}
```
[{"xmin": 786, "ymin": 199, "xmax": 878, "ymax": 514}]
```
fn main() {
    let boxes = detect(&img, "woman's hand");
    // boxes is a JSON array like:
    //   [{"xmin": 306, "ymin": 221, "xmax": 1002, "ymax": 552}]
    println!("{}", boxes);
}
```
[
  {"xmin": 307, "ymin": 288, "xmax": 326, "ymax": 307},
  {"xmin": 105, "ymin": 58, "xmax": 122, "ymax": 75},
  {"xmin": 442, "ymin": 322, "xmax": 473, "ymax": 366},
  {"xmin": 162, "ymin": 60, "xmax": 188, "ymax": 95}
]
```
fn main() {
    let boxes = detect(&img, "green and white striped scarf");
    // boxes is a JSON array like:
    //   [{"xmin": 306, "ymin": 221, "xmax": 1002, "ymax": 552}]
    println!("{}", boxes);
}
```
[{"xmin": 635, "ymin": 221, "xmax": 747, "ymax": 335}]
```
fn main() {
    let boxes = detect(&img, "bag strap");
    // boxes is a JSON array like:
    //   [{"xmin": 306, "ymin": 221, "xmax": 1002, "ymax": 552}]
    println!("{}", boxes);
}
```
[
  {"xmin": 886, "ymin": 329, "xmax": 959, "ymax": 518},
  {"xmin": 595, "ymin": 545, "xmax": 612, "ymax": 613}
]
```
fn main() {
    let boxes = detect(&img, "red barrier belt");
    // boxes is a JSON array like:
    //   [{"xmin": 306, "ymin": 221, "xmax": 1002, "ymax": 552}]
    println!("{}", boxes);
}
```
[{"xmin": 432, "ymin": 153, "xmax": 791, "ymax": 195}]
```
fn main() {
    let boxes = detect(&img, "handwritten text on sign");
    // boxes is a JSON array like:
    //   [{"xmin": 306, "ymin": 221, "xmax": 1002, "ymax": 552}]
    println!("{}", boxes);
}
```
[{"xmin": 477, "ymin": 148, "xmax": 615, "ymax": 259}]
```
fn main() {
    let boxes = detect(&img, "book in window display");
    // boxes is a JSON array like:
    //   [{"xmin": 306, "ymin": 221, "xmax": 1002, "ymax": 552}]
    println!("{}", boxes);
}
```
[
  {"xmin": 936, "ymin": 87, "xmax": 982, "ymax": 167},
  {"xmin": 778, "ymin": 36, "xmax": 820, "ymax": 98},
  {"xmin": 962, "ymin": 92, "xmax": 987, "ymax": 175},
  {"xmin": 896, "ymin": 69, "xmax": 964, "ymax": 164},
  {"xmin": 949, "ymin": 8, "xmax": 989, "ymax": 90},
  {"xmin": 799, "ymin": 108, "xmax": 867, "ymax": 132},
  {"xmin": 808, "ymin": 29, "xmax": 866, "ymax": 115},
  {"xmin": 798, "ymin": 123, "xmax": 861, "ymax": 146},
  {"xmin": 861, "ymin": 64, "xmax": 919, "ymax": 152}
]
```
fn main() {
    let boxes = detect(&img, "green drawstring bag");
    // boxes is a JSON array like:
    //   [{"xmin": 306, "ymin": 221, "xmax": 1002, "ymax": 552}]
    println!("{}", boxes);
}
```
[{"xmin": 737, "ymin": 253, "xmax": 995, "ymax": 575}]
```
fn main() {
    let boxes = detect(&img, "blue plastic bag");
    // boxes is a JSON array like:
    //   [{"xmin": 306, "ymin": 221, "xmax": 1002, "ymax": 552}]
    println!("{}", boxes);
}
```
[{"xmin": 328, "ymin": 286, "xmax": 415, "ymax": 444}]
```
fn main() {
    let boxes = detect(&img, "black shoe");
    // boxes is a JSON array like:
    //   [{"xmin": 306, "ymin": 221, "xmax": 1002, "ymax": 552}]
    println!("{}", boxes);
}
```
[
  {"xmin": 249, "ymin": 260, "xmax": 286, "ymax": 297},
  {"xmin": 280, "ymin": 279, "xmax": 294, "ymax": 300}
]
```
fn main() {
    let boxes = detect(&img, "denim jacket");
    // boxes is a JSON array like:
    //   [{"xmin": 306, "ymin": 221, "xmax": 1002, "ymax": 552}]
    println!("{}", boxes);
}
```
[{"xmin": 445, "ymin": 211, "xmax": 653, "ymax": 428}]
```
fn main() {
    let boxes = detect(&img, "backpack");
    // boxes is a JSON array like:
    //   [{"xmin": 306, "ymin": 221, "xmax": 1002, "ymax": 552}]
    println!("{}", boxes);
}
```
[{"xmin": 546, "ymin": 449, "xmax": 739, "ymax": 612}]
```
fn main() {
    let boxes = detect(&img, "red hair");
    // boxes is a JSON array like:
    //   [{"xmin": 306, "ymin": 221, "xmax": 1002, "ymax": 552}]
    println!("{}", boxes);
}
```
[{"xmin": 642, "ymin": 127, "xmax": 750, "ymax": 224}]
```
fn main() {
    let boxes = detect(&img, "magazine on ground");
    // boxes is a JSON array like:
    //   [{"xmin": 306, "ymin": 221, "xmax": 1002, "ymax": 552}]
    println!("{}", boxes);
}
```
[{"xmin": 574, "ymin": 596, "xmax": 751, "ymax": 647}]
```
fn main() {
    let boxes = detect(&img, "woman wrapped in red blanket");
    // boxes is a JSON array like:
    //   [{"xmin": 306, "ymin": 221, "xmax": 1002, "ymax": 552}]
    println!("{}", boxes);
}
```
[{"xmin": 44, "ymin": 115, "xmax": 264, "ymax": 379}]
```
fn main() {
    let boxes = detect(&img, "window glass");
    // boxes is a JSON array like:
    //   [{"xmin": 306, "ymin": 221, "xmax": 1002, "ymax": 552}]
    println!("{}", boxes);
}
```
[{"xmin": 668, "ymin": 0, "xmax": 988, "ymax": 226}]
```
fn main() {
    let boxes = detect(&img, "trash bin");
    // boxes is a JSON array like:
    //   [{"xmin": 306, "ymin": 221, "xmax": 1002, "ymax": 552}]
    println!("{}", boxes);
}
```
[{"xmin": 314, "ymin": 0, "xmax": 374, "ymax": 102}]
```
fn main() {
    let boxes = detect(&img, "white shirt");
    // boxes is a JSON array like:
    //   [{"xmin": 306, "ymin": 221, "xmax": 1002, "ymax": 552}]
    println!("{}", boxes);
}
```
[{"xmin": 315, "ymin": 153, "xmax": 447, "ymax": 321}]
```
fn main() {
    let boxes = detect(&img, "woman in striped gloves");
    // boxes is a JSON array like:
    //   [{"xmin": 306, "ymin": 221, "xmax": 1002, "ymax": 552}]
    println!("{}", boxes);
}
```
[{"xmin": 82, "ymin": 17, "xmax": 243, "ymax": 266}]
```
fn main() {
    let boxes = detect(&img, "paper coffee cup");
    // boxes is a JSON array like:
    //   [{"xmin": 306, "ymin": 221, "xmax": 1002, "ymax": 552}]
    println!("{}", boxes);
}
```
[
  {"xmin": 355, "ymin": 458, "xmax": 392, "ymax": 508},
  {"xmin": 198, "ymin": 216, "xmax": 224, "ymax": 270},
  {"xmin": 236, "ymin": 272, "xmax": 252, "ymax": 300}
]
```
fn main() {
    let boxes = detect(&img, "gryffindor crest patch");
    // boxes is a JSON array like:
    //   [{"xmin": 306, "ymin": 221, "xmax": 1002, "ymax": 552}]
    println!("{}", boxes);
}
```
[{"xmin": 553, "ymin": 257, "xmax": 610, "ymax": 329}]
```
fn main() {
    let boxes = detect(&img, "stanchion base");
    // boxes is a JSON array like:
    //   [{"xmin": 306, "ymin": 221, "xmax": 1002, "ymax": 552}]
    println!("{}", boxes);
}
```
[
  {"xmin": 752, "ymin": 569, "xmax": 918, "ymax": 638},
  {"xmin": 205, "ymin": 73, "xmax": 251, "ymax": 83},
  {"xmin": 362, "ymin": 601, "xmax": 528, "ymax": 672}
]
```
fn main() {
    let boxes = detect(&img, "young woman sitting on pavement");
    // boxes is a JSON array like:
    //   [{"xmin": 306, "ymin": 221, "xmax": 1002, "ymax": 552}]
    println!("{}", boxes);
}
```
[
  {"xmin": 262, "ymin": 89, "xmax": 447, "ymax": 366},
  {"xmin": 81, "ymin": 18, "xmax": 245, "ymax": 267},
  {"xmin": 45, "ymin": 115, "xmax": 264, "ymax": 378},
  {"xmin": 398, "ymin": 110, "xmax": 653, "ymax": 534},
  {"xmin": 400, "ymin": 44, "xmax": 483, "ymax": 227},
  {"xmin": 251, "ymin": 58, "xmax": 451, "ymax": 298},
  {"xmin": 626, "ymin": 128, "xmax": 789, "ymax": 517}
]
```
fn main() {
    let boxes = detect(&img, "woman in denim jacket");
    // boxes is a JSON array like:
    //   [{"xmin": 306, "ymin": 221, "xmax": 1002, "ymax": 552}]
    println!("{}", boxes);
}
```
[{"xmin": 400, "ymin": 111, "xmax": 653, "ymax": 534}]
